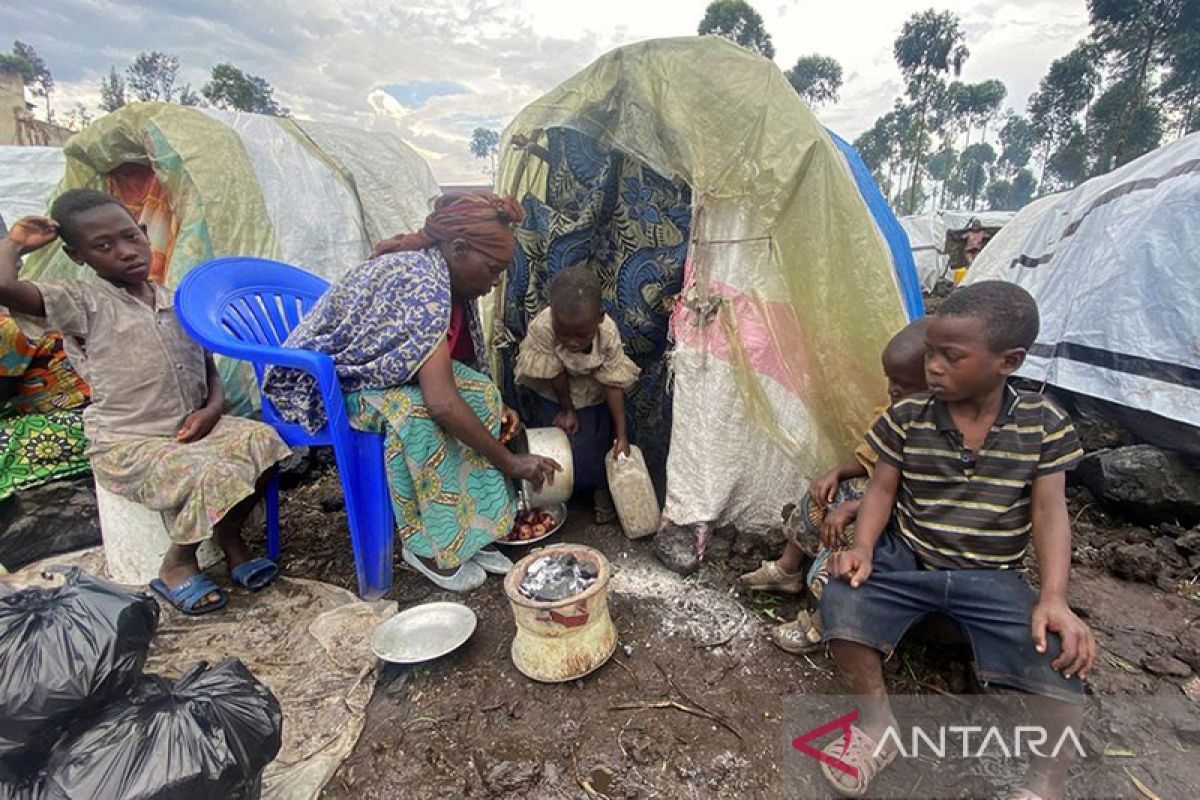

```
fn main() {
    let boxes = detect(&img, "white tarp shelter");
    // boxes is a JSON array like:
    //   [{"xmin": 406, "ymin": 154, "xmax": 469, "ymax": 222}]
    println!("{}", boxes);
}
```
[{"xmin": 966, "ymin": 132, "xmax": 1200, "ymax": 431}]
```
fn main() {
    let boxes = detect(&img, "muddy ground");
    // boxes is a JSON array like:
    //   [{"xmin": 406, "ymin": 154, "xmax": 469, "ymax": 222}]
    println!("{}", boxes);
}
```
[{"xmin": 262, "ymin": 473, "xmax": 1200, "ymax": 800}]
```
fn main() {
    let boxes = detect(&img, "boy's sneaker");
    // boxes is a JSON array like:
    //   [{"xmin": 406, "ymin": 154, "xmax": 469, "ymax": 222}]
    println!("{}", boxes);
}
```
[
  {"xmin": 770, "ymin": 611, "xmax": 824, "ymax": 655},
  {"xmin": 738, "ymin": 560, "xmax": 805, "ymax": 593}
]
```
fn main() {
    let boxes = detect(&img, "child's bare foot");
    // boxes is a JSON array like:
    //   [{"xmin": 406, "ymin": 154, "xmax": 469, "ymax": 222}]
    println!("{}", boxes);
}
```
[{"xmin": 593, "ymin": 488, "xmax": 617, "ymax": 524}]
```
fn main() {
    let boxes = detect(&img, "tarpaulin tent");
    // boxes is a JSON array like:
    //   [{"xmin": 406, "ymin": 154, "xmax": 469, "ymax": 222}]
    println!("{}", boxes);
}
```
[
  {"xmin": 899, "ymin": 209, "xmax": 1014, "ymax": 290},
  {"xmin": 965, "ymin": 132, "xmax": 1200, "ymax": 451},
  {"xmin": 0, "ymin": 146, "xmax": 65, "ymax": 226},
  {"xmin": 493, "ymin": 37, "xmax": 918, "ymax": 533},
  {"xmin": 20, "ymin": 103, "xmax": 440, "ymax": 412}
]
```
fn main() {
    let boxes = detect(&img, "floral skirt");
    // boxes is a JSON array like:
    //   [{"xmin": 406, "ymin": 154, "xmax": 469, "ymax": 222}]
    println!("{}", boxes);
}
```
[
  {"xmin": 89, "ymin": 416, "xmax": 291, "ymax": 545},
  {"xmin": 346, "ymin": 362, "xmax": 516, "ymax": 569},
  {"xmin": 0, "ymin": 409, "xmax": 90, "ymax": 501}
]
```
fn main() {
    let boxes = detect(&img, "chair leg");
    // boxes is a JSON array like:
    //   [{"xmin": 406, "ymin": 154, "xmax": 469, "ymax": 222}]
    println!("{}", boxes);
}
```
[
  {"xmin": 336, "ymin": 431, "xmax": 394, "ymax": 600},
  {"xmin": 266, "ymin": 470, "xmax": 281, "ymax": 562}
]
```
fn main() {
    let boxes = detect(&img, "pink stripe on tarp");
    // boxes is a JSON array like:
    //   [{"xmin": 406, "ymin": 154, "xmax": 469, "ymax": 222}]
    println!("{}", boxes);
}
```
[{"xmin": 671, "ymin": 269, "xmax": 810, "ymax": 399}]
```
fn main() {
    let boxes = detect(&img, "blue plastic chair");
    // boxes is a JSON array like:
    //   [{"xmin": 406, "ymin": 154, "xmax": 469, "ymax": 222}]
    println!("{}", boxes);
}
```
[{"xmin": 175, "ymin": 257, "xmax": 394, "ymax": 599}]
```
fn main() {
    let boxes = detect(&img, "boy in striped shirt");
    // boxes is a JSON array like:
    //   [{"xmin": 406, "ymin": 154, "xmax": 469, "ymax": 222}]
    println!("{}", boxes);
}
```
[{"xmin": 817, "ymin": 281, "xmax": 1096, "ymax": 800}]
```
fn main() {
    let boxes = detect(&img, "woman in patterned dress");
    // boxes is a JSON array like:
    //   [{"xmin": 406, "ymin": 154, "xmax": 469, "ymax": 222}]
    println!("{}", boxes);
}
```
[{"xmin": 264, "ymin": 194, "xmax": 560, "ymax": 592}]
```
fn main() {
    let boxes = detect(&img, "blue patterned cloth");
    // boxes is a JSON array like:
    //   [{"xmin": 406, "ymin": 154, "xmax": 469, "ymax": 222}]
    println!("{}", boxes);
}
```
[
  {"xmin": 503, "ymin": 129, "xmax": 690, "ymax": 491},
  {"xmin": 263, "ymin": 249, "xmax": 486, "ymax": 433}
]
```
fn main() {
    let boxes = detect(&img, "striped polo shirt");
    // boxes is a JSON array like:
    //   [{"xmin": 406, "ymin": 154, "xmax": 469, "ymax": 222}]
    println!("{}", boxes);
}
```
[{"xmin": 867, "ymin": 384, "xmax": 1083, "ymax": 570}]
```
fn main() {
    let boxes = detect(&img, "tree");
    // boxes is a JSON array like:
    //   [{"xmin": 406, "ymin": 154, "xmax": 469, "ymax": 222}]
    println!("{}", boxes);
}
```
[
  {"xmin": 957, "ymin": 142, "xmax": 996, "ymax": 210},
  {"xmin": 1045, "ymin": 124, "xmax": 1091, "ymax": 189},
  {"xmin": 0, "ymin": 41, "xmax": 54, "ymax": 120},
  {"xmin": 126, "ymin": 51, "xmax": 180, "ymax": 102},
  {"xmin": 787, "ymin": 54, "xmax": 843, "ymax": 107},
  {"xmin": 202, "ymin": 63, "xmax": 285, "ymax": 115},
  {"xmin": 1011, "ymin": 168, "xmax": 1037, "ymax": 208},
  {"xmin": 998, "ymin": 113, "xmax": 1036, "ymax": 177},
  {"xmin": 469, "ymin": 128, "xmax": 501, "ymax": 181},
  {"xmin": 62, "ymin": 103, "xmax": 92, "ymax": 132},
  {"xmin": 893, "ymin": 9, "xmax": 970, "ymax": 210},
  {"xmin": 963, "ymin": 79, "xmax": 1007, "ymax": 144},
  {"xmin": 986, "ymin": 179, "xmax": 1013, "ymax": 210},
  {"xmin": 1088, "ymin": 0, "xmax": 1183, "ymax": 165},
  {"xmin": 178, "ymin": 84, "xmax": 202, "ymax": 107},
  {"xmin": 99, "ymin": 66, "xmax": 126, "ymax": 112},
  {"xmin": 925, "ymin": 145, "xmax": 958, "ymax": 208},
  {"xmin": 698, "ymin": 0, "xmax": 775, "ymax": 59},
  {"xmin": 1087, "ymin": 79, "xmax": 1164, "ymax": 173},
  {"xmin": 1159, "ymin": 6, "xmax": 1200, "ymax": 134},
  {"xmin": 1027, "ymin": 42, "xmax": 1102, "ymax": 181}
]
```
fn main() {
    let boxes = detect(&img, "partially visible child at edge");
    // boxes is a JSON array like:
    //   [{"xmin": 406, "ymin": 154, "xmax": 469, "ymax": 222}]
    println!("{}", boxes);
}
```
[
  {"xmin": 0, "ymin": 190, "xmax": 290, "ymax": 616},
  {"xmin": 738, "ymin": 318, "xmax": 928, "ymax": 654},
  {"xmin": 514, "ymin": 265, "xmax": 640, "ymax": 522},
  {"xmin": 816, "ymin": 281, "xmax": 1095, "ymax": 800}
]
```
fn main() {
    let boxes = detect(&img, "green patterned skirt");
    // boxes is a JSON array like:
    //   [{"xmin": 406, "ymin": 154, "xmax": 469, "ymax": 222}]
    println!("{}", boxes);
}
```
[
  {"xmin": 0, "ymin": 409, "xmax": 90, "ymax": 501},
  {"xmin": 347, "ymin": 362, "xmax": 516, "ymax": 569}
]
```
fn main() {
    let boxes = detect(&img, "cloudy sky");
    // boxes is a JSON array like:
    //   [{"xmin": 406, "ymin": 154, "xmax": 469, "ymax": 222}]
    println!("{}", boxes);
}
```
[{"xmin": 5, "ymin": 0, "xmax": 1090, "ymax": 183}]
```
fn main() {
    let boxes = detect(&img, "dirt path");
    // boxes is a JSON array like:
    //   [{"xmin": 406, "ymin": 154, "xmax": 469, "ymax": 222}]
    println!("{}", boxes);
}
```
[{"xmin": 269, "ymin": 473, "xmax": 1199, "ymax": 799}]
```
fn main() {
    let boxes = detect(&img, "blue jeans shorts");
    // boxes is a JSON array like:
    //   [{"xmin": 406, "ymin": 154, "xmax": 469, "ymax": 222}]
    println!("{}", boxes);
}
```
[{"xmin": 819, "ymin": 532, "xmax": 1085, "ymax": 704}]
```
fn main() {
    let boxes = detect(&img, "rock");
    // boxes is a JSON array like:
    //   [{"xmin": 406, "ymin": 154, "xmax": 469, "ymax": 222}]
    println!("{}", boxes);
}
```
[
  {"xmin": 1076, "ymin": 446, "xmax": 1200, "ymax": 526},
  {"xmin": 653, "ymin": 524, "xmax": 700, "ymax": 576},
  {"xmin": 1102, "ymin": 542, "xmax": 1160, "ymax": 584},
  {"xmin": 1141, "ymin": 653, "xmax": 1193, "ymax": 678},
  {"xmin": 0, "ymin": 477, "xmax": 101, "ymax": 570},
  {"xmin": 1174, "ymin": 719, "xmax": 1200, "ymax": 745},
  {"xmin": 1174, "ymin": 629, "xmax": 1200, "ymax": 674},
  {"xmin": 705, "ymin": 525, "xmax": 737, "ymax": 563},
  {"xmin": 1174, "ymin": 528, "xmax": 1200, "ymax": 556},
  {"xmin": 731, "ymin": 525, "xmax": 787, "ymax": 562},
  {"xmin": 482, "ymin": 759, "xmax": 542, "ymax": 793}
]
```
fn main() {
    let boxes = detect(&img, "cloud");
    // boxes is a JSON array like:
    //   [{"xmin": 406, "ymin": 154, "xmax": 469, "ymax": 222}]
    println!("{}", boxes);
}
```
[{"xmin": 4, "ymin": 0, "xmax": 1090, "ymax": 183}]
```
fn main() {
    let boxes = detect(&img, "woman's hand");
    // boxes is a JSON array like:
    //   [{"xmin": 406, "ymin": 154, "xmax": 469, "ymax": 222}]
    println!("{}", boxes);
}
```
[
  {"xmin": 176, "ymin": 407, "xmax": 220, "ymax": 443},
  {"xmin": 809, "ymin": 468, "xmax": 841, "ymax": 509},
  {"xmin": 7, "ymin": 216, "xmax": 59, "ymax": 255},
  {"xmin": 499, "ymin": 407, "xmax": 521, "ymax": 444},
  {"xmin": 505, "ymin": 453, "xmax": 561, "ymax": 491},
  {"xmin": 612, "ymin": 436, "xmax": 630, "ymax": 458},
  {"xmin": 819, "ymin": 503, "xmax": 856, "ymax": 548}
]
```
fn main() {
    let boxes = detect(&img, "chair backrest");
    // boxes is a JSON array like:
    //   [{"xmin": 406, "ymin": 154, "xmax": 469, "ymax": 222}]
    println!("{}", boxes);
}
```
[{"xmin": 176, "ymin": 257, "xmax": 329, "ymax": 375}]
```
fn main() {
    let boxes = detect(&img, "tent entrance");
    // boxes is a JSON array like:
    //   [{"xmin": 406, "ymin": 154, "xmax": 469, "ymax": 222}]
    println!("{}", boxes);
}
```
[{"xmin": 498, "ymin": 128, "xmax": 692, "ymax": 491}]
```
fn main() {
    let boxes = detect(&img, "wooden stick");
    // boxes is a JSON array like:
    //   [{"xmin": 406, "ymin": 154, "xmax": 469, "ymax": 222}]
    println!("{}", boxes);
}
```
[{"xmin": 609, "ymin": 699, "xmax": 743, "ymax": 740}]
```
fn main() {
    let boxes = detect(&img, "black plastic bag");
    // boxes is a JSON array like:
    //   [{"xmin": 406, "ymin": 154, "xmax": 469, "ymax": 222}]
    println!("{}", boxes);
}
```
[
  {"xmin": 44, "ymin": 659, "xmax": 283, "ymax": 800},
  {"xmin": 0, "ymin": 568, "xmax": 159, "ymax": 781}
]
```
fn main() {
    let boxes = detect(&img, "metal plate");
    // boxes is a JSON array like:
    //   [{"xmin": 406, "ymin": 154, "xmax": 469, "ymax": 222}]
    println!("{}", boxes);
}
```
[
  {"xmin": 371, "ymin": 602, "xmax": 477, "ymax": 664},
  {"xmin": 499, "ymin": 502, "xmax": 568, "ymax": 546}
]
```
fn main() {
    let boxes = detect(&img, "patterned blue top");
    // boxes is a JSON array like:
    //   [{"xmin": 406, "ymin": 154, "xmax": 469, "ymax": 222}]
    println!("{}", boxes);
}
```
[{"xmin": 263, "ymin": 248, "xmax": 486, "ymax": 433}]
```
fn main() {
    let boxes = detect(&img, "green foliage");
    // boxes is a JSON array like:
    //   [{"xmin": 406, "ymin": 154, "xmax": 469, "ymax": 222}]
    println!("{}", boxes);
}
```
[
  {"xmin": 998, "ymin": 113, "xmax": 1036, "ymax": 175},
  {"xmin": 0, "ymin": 41, "xmax": 53, "ymax": 119},
  {"xmin": 126, "ymin": 51, "xmax": 180, "ymax": 102},
  {"xmin": 787, "ymin": 54, "xmax": 843, "ymax": 107},
  {"xmin": 469, "ymin": 128, "xmax": 501, "ymax": 180},
  {"xmin": 698, "ymin": 0, "xmax": 775, "ymax": 59},
  {"xmin": 1045, "ymin": 124, "xmax": 1091, "ymax": 189},
  {"xmin": 1087, "ymin": 79, "xmax": 1164, "ymax": 173},
  {"xmin": 202, "ymin": 63, "xmax": 286, "ymax": 115},
  {"xmin": 1027, "ymin": 42, "xmax": 1102, "ymax": 149},
  {"xmin": 99, "ymin": 66, "xmax": 126, "ymax": 112}
]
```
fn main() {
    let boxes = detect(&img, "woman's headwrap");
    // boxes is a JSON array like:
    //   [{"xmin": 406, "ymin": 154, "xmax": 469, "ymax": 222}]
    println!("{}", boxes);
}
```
[{"xmin": 372, "ymin": 192, "xmax": 524, "ymax": 263}]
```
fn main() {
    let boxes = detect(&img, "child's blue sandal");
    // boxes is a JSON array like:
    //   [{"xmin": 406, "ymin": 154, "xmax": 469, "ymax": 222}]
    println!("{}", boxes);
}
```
[
  {"xmin": 230, "ymin": 558, "xmax": 279, "ymax": 591},
  {"xmin": 149, "ymin": 574, "xmax": 228, "ymax": 615}
]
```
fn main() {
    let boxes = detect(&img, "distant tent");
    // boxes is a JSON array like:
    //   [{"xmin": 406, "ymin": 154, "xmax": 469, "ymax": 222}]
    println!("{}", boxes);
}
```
[
  {"xmin": 0, "ymin": 145, "xmax": 65, "ymax": 225},
  {"xmin": 966, "ymin": 132, "xmax": 1200, "ymax": 453},
  {"xmin": 493, "ymin": 37, "xmax": 919, "ymax": 532},
  {"xmin": 899, "ymin": 209, "xmax": 1015, "ymax": 290},
  {"xmin": 21, "ymin": 102, "xmax": 440, "ymax": 412}
]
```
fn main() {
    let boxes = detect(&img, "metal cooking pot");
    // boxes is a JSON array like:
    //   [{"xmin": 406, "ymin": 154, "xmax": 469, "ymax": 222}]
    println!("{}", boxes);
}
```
[{"xmin": 508, "ymin": 426, "xmax": 574, "ymax": 506}]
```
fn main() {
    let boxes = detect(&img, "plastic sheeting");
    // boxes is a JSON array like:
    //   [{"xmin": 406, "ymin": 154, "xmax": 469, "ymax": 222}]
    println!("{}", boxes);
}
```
[
  {"xmin": 0, "ymin": 147, "xmax": 65, "ymax": 226},
  {"xmin": 10, "ymin": 549, "xmax": 394, "ymax": 800},
  {"xmin": 965, "ymin": 132, "xmax": 1200, "ymax": 430},
  {"xmin": 827, "ymin": 131, "xmax": 924, "ymax": 320},
  {"xmin": 496, "ymin": 37, "xmax": 911, "ymax": 532},
  {"xmin": 17, "ymin": 103, "xmax": 439, "ymax": 414}
]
